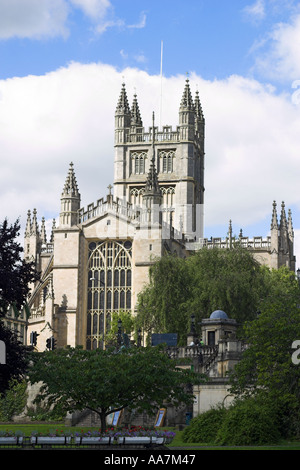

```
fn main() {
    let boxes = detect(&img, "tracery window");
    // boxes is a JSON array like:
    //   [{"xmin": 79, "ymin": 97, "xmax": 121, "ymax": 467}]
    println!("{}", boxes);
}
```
[
  {"xmin": 86, "ymin": 240, "xmax": 132, "ymax": 350},
  {"xmin": 161, "ymin": 186, "xmax": 175, "ymax": 207},
  {"xmin": 160, "ymin": 186, "xmax": 175, "ymax": 224},
  {"xmin": 130, "ymin": 187, "xmax": 144, "ymax": 206},
  {"xmin": 131, "ymin": 151, "xmax": 147, "ymax": 174},
  {"xmin": 159, "ymin": 150, "xmax": 175, "ymax": 173}
]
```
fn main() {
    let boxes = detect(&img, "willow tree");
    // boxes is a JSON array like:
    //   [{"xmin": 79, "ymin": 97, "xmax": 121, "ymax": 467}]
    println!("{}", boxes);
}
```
[
  {"xmin": 135, "ymin": 254, "xmax": 192, "ymax": 345},
  {"xmin": 136, "ymin": 247, "xmax": 266, "ymax": 344}
]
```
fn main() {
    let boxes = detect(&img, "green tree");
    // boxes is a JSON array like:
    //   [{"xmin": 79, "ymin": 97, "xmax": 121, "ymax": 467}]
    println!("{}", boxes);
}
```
[
  {"xmin": 105, "ymin": 310, "xmax": 135, "ymax": 347},
  {"xmin": 0, "ymin": 322, "xmax": 30, "ymax": 394},
  {"xmin": 136, "ymin": 247, "xmax": 266, "ymax": 344},
  {"xmin": 186, "ymin": 246, "xmax": 264, "ymax": 323},
  {"xmin": 28, "ymin": 345, "xmax": 204, "ymax": 432},
  {"xmin": 0, "ymin": 378, "xmax": 28, "ymax": 421},
  {"xmin": 0, "ymin": 218, "xmax": 39, "ymax": 317},
  {"xmin": 136, "ymin": 254, "xmax": 192, "ymax": 345},
  {"xmin": 228, "ymin": 266, "xmax": 300, "ymax": 435}
]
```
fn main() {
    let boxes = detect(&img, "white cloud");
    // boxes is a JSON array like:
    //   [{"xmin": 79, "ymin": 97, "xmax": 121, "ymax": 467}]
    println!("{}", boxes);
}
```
[
  {"xmin": 253, "ymin": 13, "xmax": 300, "ymax": 81},
  {"xmin": 128, "ymin": 12, "xmax": 147, "ymax": 29},
  {"xmin": 0, "ymin": 0, "xmax": 146, "ymax": 40},
  {"xmin": 243, "ymin": 0, "xmax": 266, "ymax": 22},
  {"xmin": 1, "ymin": 63, "xmax": 300, "ymax": 264},
  {"xmin": 0, "ymin": 0, "xmax": 69, "ymax": 39},
  {"xmin": 120, "ymin": 49, "xmax": 128, "ymax": 60},
  {"xmin": 94, "ymin": 11, "xmax": 147, "ymax": 35},
  {"xmin": 69, "ymin": 0, "xmax": 111, "ymax": 20},
  {"xmin": 134, "ymin": 53, "xmax": 147, "ymax": 64}
]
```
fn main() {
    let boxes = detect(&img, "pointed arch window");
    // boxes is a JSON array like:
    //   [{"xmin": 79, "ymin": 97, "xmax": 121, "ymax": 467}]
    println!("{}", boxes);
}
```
[
  {"xmin": 130, "ymin": 187, "xmax": 144, "ymax": 206},
  {"xmin": 86, "ymin": 240, "xmax": 132, "ymax": 350},
  {"xmin": 131, "ymin": 151, "xmax": 147, "ymax": 174},
  {"xmin": 160, "ymin": 150, "xmax": 175, "ymax": 173}
]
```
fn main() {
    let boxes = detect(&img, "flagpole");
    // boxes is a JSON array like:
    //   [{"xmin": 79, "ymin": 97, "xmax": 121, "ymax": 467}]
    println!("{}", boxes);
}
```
[{"xmin": 159, "ymin": 40, "xmax": 163, "ymax": 129}]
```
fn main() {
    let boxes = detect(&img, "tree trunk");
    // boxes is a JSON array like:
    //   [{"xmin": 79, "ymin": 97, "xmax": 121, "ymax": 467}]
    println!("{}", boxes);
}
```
[{"xmin": 99, "ymin": 410, "xmax": 107, "ymax": 433}]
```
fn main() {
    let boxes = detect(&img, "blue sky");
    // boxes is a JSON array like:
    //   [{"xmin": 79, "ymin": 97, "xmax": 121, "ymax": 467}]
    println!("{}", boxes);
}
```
[
  {"xmin": 0, "ymin": 0, "xmax": 297, "ymax": 84},
  {"xmin": 0, "ymin": 0, "xmax": 300, "ymax": 265}
]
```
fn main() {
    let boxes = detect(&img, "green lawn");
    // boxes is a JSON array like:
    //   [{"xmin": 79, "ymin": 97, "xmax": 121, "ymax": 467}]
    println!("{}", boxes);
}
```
[{"xmin": 1, "ymin": 424, "xmax": 300, "ymax": 450}]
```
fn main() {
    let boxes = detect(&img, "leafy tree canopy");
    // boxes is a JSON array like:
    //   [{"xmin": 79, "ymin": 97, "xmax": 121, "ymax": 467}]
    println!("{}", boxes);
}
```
[
  {"xmin": 136, "ymin": 246, "xmax": 266, "ymax": 344},
  {"xmin": 105, "ymin": 310, "xmax": 135, "ymax": 347},
  {"xmin": 0, "ymin": 218, "xmax": 39, "ymax": 317},
  {"xmin": 28, "ymin": 345, "xmax": 204, "ymax": 432},
  {"xmin": 136, "ymin": 255, "xmax": 192, "ymax": 345},
  {"xmin": 0, "ymin": 322, "xmax": 30, "ymax": 395},
  {"xmin": 228, "ymin": 266, "xmax": 300, "ymax": 410}
]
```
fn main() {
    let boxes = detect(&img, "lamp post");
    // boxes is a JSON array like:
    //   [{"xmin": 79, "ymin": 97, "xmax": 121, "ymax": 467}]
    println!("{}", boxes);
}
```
[
  {"xmin": 187, "ymin": 314, "xmax": 198, "ymax": 346},
  {"xmin": 190, "ymin": 314, "xmax": 196, "ymax": 334},
  {"xmin": 137, "ymin": 328, "xmax": 142, "ymax": 347},
  {"xmin": 117, "ymin": 319, "xmax": 122, "ymax": 348}
]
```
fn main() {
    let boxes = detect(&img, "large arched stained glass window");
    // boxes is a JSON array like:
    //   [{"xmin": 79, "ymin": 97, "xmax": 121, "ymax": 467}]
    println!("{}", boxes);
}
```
[{"xmin": 86, "ymin": 240, "xmax": 132, "ymax": 350}]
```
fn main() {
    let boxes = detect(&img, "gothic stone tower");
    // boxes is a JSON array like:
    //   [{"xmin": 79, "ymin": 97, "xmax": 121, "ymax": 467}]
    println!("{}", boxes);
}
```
[
  {"xmin": 114, "ymin": 79, "xmax": 205, "ymax": 240},
  {"xmin": 21, "ymin": 79, "xmax": 296, "ymax": 354}
]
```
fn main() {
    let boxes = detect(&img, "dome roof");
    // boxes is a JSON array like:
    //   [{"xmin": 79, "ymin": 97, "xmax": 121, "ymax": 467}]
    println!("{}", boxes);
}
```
[{"xmin": 210, "ymin": 310, "xmax": 228, "ymax": 320}]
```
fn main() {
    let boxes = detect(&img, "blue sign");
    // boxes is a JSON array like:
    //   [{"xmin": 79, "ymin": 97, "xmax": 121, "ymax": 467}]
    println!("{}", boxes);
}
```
[{"xmin": 151, "ymin": 333, "xmax": 177, "ymax": 347}]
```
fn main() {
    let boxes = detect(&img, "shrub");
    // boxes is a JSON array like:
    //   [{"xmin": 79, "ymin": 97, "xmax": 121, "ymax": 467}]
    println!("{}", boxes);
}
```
[
  {"xmin": 0, "ymin": 379, "xmax": 27, "ymax": 421},
  {"xmin": 182, "ymin": 406, "xmax": 227, "ymax": 443},
  {"xmin": 26, "ymin": 404, "xmax": 65, "ymax": 422},
  {"xmin": 216, "ymin": 397, "xmax": 281, "ymax": 446}
]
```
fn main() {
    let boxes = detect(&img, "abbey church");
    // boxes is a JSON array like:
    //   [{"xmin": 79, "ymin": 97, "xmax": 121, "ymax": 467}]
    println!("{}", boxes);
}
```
[{"xmin": 19, "ymin": 79, "xmax": 295, "ymax": 351}]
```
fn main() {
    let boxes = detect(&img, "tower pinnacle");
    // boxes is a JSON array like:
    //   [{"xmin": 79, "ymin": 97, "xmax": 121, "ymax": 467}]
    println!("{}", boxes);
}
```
[
  {"xmin": 62, "ymin": 162, "xmax": 80, "ymax": 198},
  {"xmin": 131, "ymin": 93, "xmax": 143, "ymax": 127},
  {"xmin": 180, "ymin": 79, "xmax": 194, "ymax": 110},
  {"xmin": 271, "ymin": 200, "xmax": 278, "ymax": 230},
  {"xmin": 116, "ymin": 83, "xmax": 131, "ymax": 115},
  {"xmin": 144, "ymin": 112, "xmax": 160, "ymax": 196}
]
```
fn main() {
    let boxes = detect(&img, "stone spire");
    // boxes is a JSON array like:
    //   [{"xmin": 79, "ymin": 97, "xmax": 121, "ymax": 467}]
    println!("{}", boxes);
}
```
[
  {"xmin": 145, "ymin": 158, "xmax": 160, "ymax": 195},
  {"xmin": 131, "ymin": 93, "xmax": 143, "ymax": 127},
  {"xmin": 144, "ymin": 112, "xmax": 160, "ymax": 195},
  {"xmin": 24, "ymin": 208, "xmax": 39, "ymax": 263},
  {"xmin": 180, "ymin": 78, "xmax": 194, "ymax": 110},
  {"xmin": 40, "ymin": 217, "xmax": 47, "ymax": 244},
  {"xmin": 279, "ymin": 201, "xmax": 288, "ymax": 230},
  {"xmin": 50, "ymin": 219, "xmax": 56, "ymax": 243},
  {"xmin": 270, "ymin": 200, "xmax": 278, "ymax": 230},
  {"xmin": 279, "ymin": 201, "xmax": 288, "ymax": 253},
  {"xmin": 179, "ymin": 78, "xmax": 195, "ymax": 141},
  {"xmin": 62, "ymin": 162, "xmax": 80, "ymax": 198},
  {"xmin": 25, "ymin": 210, "xmax": 31, "ymax": 237},
  {"xmin": 115, "ymin": 82, "xmax": 131, "ymax": 144},
  {"xmin": 116, "ymin": 82, "xmax": 131, "ymax": 115},
  {"xmin": 31, "ymin": 208, "xmax": 39, "ymax": 236},
  {"xmin": 288, "ymin": 208, "xmax": 294, "ymax": 241},
  {"xmin": 194, "ymin": 89, "xmax": 205, "ymax": 139},
  {"xmin": 270, "ymin": 200, "xmax": 279, "ymax": 263},
  {"xmin": 143, "ymin": 112, "xmax": 162, "ymax": 218},
  {"xmin": 194, "ymin": 90, "xmax": 204, "ymax": 122},
  {"xmin": 60, "ymin": 162, "xmax": 81, "ymax": 227}
]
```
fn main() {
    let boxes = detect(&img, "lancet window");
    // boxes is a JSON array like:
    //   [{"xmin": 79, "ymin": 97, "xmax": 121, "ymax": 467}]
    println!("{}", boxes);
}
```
[
  {"xmin": 159, "ymin": 150, "xmax": 175, "ymax": 173},
  {"xmin": 130, "ymin": 187, "xmax": 144, "ymax": 207},
  {"xmin": 132, "ymin": 151, "xmax": 147, "ymax": 174}
]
